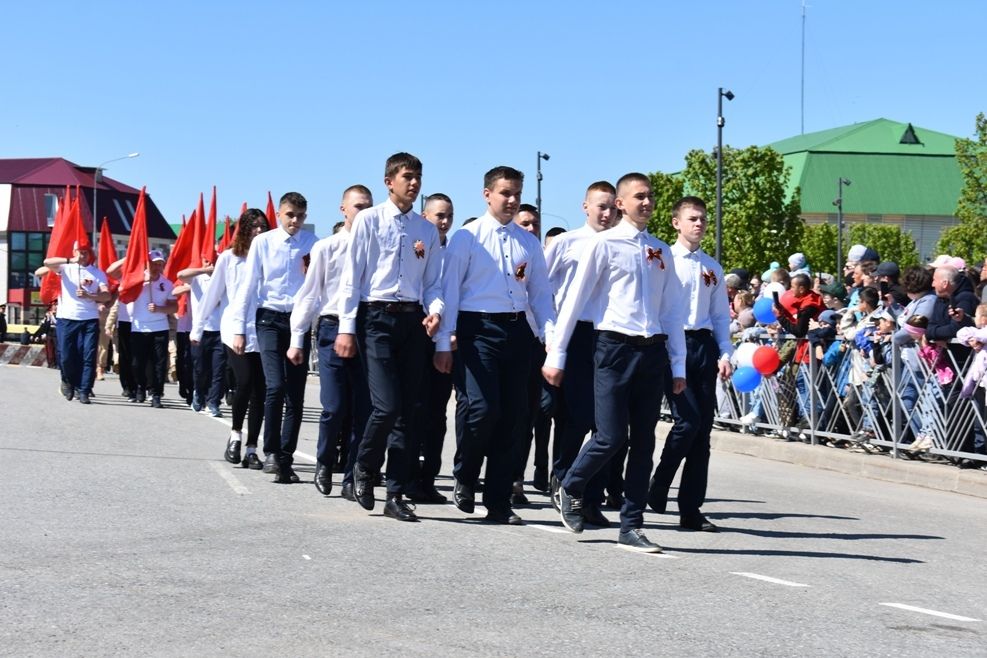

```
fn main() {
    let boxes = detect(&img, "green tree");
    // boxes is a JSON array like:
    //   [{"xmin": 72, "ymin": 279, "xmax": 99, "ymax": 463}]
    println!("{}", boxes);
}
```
[
  {"xmin": 846, "ymin": 223, "xmax": 920, "ymax": 268},
  {"xmin": 650, "ymin": 145, "xmax": 802, "ymax": 273},
  {"xmin": 647, "ymin": 171, "xmax": 684, "ymax": 245},
  {"xmin": 937, "ymin": 112, "xmax": 987, "ymax": 263},
  {"xmin": 801, "ymin": 223, "xmax": 838, "ymax": 277}
]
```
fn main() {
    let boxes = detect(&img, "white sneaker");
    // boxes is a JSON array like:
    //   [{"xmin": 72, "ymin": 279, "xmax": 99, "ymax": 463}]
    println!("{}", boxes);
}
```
[
  {"xmin": 739, "ymin": 412, "xmax": 758, "ymax": 425},
  {"xmin": 908, "ymin": 435, "xmax": 933, "ymax": 452}
]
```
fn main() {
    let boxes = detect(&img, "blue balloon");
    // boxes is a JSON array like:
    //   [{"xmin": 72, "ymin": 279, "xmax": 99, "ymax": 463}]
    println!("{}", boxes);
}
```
[
  {"xmin": 753, "ymin": 297, "xmax": 777, "ymax": 324},
  {"xmin": 732, "ymin": 366, "xmax": 762, "ymax": 393}
]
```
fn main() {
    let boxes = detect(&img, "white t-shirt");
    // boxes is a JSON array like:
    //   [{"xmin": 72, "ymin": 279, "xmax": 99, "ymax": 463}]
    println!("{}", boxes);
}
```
[
  {"xmin": 127, "ymin": 276, "xmax": 176, "ymax": 333},
  {"xmin": 56, "ymin": 264, "xmax": 108, "ymax": 321}
]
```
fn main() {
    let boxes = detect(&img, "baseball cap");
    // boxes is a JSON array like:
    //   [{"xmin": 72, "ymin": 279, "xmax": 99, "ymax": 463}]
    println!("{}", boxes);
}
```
[
  {"xmin": 875, "ymin": 261, "xmax": 900, "ymax": 278},
  {"xmin": 847, "ymin": 244, "xmax": 879, "ymax": 263},
  {"xmin": 818, "ymin": 310, "xmax": 838, "ymax": 326},
  {"xmin": 820, "ymin": 280, "xmax": 848, "ymax": 301},
  {"xmin": 149, "ymin": 249, "xmax": 165, "ymax": 262}
]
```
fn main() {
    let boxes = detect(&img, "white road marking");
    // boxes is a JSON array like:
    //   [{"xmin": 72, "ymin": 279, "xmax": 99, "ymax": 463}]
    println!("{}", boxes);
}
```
[
  {"xmin": 294, "ymin": 451, "xmax": 317, "ymax": 463},
  {"xmin": 616, "ymin": 545, "xmax": 677, "ymax": 558},
  {"xmin": 879, "ymin": 603, "xmax": 980, "ymax": 622},
  {"xmin": 205, "ymin": 415, "xmax": 317, "ymax": 463},
  {"xmin": 302, "ymin": 555, "xmax": 311, "ymax": 560},
  {"xmin": 208, "ymin": 462, "xmax": 250, "ymax": 495},
  {"xmin": 731, "ymin": 572, "xmax": 809, "ymax": 587},
  {"xmin": 528, "ymin": 524, "xmax": 571, "ymax": 535}
]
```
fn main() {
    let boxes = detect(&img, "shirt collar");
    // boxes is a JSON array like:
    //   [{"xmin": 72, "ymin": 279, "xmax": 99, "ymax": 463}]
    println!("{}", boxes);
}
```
[
  {"xmin": 275, "ymin": 225, "xmax": 294, "ymax": 242},
  {"xmin": 383, "ymin": 198, "xmax": 408, "ymax": 220},
  {"xmin": 610, "ymin": 218, "xmax": 647, "ymax": 239},
  {"xmin": 480, "ymin": 212, "xmax": 512, "ymax": 231},
  {"xmin": 671, "ymin": 241, "xmax": 702, "ymax": 258}
]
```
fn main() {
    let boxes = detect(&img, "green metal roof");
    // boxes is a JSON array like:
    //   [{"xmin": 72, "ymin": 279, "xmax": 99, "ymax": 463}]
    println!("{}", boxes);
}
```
[{"xmin": 768, "ymin": 118, "xmax": 963, "ymax": 216}]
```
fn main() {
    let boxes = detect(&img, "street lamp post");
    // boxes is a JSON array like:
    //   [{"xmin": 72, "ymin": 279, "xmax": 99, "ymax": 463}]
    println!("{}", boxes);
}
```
[
  {"xmin": 834, "ymin": 177, "xmax": 851, "ymax": 273},
  {"xmin": 536, "ymin": 151, "xmax": 550, "ymax": 220},
  {"xmin": 92, "ymin": 152, "xmax": 140, "ymax": 254},
  {"xmin": 715, "ymin": 87, "xmax": 734, "ymax": 264}
]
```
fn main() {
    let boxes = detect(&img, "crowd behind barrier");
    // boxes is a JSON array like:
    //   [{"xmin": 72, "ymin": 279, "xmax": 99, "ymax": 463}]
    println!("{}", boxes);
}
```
[{"xmin": 712, "ymin": 329, "xmax": 987, "ymax": 469}]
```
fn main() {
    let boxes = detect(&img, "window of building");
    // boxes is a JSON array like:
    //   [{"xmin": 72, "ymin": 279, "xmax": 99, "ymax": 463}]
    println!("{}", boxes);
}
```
[
  {"xmin": 7, "ymin": 231, "xmax": 50, "ymax": 290},
  {"xmin": 44, "ymin": 194, "xmax": 59, "ymax": 228}
]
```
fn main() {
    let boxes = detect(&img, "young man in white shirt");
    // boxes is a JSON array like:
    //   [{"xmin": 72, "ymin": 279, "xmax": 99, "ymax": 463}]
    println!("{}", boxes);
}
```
[
  {"xmin": 180, "ymin": 257, "xmax": 226, "ymax": 417},
  {"xmin": 335, "ymin": 154, "xmax": 443, "ymax": 522},
  {"xmin": 543, "ymin": 172, "xmax": 687, "ymax": 553},
  {"xmin": 289, "ymin": 185, "xmax": 373, "ymax": 500},
  {"xmin": 434, "ymin": 166, "xmax": 556, "ymax": 524},
  {"xmin": 44, "ymin": 241, "xmax": 112, "ymax": 404},
  {"xmin": 231, "ymin": 192, "xmax": 318, "ymax": 484},
  {"xmin": 649, "ymin": 196, "xmax": 733, "ymax": 533},
  {"xmin": 126, "ymin": 250, "xmax": 178, "ymax": 408},
  {"xmin": 543, "ymin": 181, "xmax": 617, "ymax": 522}
]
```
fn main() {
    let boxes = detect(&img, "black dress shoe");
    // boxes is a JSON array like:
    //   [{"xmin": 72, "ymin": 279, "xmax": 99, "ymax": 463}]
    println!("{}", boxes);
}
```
[
  {"xmin": 453, "ymin": 480, "xmax": 475, "ymax": 514},
  {"xmin": 532, "ymin": 467, "xmax": 549, "ymax": 493},
  {"xmin": 511, "ymin": 480, "xmax": 530, "ymax": 506},
  {"xmin": 485, "ymin": 507, "xmax": 523, "ymax": 525},
  {"xmin": 679, "ymin": 515, "xmax": 719, "ymax": 532},
  {"xmin": 241, "ymin": 453, "xmax": 263, "ymax": 470},
  {"xmin": 225, "ymin": 437, "xmax": 242, "ymax": 464},
  {"xmin": 314, "ymin": 464, "xmax": 333, "ymax": 496},
  {"xmin": 60, "ymin": 381, "xmax": 74, "ymax": 401},
  {"xmin": 274, "ymin": 466, "xmax": 300, "ymax": 484},
  {"xmin": 340, "ymin": 481, "xmax": 355, "ymax": 501},
  {"xmin": 582, "ymin": 504, "xmax": 611, "ymax": 528},
  {"xmin": 647, "ymin": 477, "xmax": 667, "ymax": 514},
  {"xmin": 383, "ymin": 495, "xmax": 419, "ymax": 522},
  {"xmin": 262, "ymin": 454, "xmax": 279, "ymax": 474},
  {"xmin": 353, "ymin": 464, "xmax": 375, "ymax": 511},
  {"xmin": 78, "ymin": 391, "xmax": 92, "ymax": 405},
  {"xmin": 407, "ymin": 484, "xmax": 448, "ymax": 504},
  {"xmin": 150, "ymin": 396, "xmax": 163, "ymax": 408}
]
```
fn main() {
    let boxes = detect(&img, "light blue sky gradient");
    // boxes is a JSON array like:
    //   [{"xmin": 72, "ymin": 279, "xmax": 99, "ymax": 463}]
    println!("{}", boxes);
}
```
[{"xmin": 4, "ymin": 1, "xmax": 983, "ymax": 236}]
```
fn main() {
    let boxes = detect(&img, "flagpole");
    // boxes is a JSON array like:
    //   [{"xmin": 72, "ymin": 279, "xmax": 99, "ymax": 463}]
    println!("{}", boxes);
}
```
[{"xmin": 92, "ymin": 152, "xmax": 140, "ymax": 261}]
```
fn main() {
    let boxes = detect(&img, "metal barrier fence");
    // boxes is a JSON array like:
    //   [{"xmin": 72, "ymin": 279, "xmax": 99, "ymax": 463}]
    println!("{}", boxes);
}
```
[{"xmin": 714, "ymin": 331, "xmax": 987, "ymax": 466}]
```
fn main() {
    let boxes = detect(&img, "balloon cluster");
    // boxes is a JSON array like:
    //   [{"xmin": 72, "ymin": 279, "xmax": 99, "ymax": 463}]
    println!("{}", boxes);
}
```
[
  {"xmin": 731, "ymin": 344, "xmax": 782, "ymax": 392},
  {"xmin": 753, "ymin": 297, "xmax": 777, "ymax": 325}
]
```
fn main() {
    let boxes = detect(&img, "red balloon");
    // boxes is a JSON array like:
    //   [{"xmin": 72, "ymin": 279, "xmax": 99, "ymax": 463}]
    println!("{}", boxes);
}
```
[{"xmin": 752, "ymin": 345, "xmax": 781, "ymax": 376}]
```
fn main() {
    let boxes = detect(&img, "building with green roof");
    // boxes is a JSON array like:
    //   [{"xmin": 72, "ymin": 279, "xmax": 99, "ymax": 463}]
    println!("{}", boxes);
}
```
[{"xmin": 768, "ymin": 118, "xmax": 963, "ymax": 260}]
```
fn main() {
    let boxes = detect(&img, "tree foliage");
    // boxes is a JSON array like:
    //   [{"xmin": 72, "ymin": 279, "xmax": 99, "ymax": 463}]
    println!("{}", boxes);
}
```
[
  {"xmin": 936, "ymin": 112, "xmax": 987, "ymax": 263},
  {"xmin": 649, "ymin": 145, "xmax": 802, "ymax": 273},
  {"xmin": 800, "ymin": 223, "xmax": 839, "ymax": 277},
  {"xmin": 846, "ymin": 223, "xmax": 920, "ymax": 269},
  {"xmin": 647, "ymin": 171, "xmax": 684, "ymax": 245}
]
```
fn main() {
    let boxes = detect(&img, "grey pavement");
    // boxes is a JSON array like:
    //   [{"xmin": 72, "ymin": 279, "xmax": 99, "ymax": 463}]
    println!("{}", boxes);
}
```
[{"xmin": 2, "ymin": 366, "xmax": 986, "ymax": 656}]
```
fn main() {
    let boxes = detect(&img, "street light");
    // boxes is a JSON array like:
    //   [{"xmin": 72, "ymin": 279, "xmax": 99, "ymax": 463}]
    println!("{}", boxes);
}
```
[
  {"xmin": 92, "ymin": 152, "xmax": 140, "ymax": 254},
  {"xmin": 536, "ymin": 151, "xmax": 550, "ymax": 220},
  {"xmin": 715, "ymin": 87, "xmax": 734, "ymax": 263},
  {"xmin": 834, "ymin": 177, "xmax": 851, "ymax": 273}
]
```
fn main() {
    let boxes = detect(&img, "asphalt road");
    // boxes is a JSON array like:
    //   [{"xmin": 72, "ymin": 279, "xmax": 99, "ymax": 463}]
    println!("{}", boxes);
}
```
[{"xmin": 2, "ymin": 366, "xmax": 985, "ymax": 656}]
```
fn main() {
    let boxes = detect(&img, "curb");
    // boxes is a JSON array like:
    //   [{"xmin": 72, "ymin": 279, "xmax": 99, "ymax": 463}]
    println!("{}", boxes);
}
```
[
  {"xmin": 704, "ymin": 426, "xmax": 987, "ymax": 500},
  {"xmin": 0, "ymin": 343, "xmax": 49, "ymax": 367}
]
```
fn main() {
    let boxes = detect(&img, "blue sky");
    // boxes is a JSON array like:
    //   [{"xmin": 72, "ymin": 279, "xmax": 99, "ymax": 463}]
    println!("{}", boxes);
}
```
[{"xmin": 4, "ymin": 1, "xmax": 984, "ymax": 236}]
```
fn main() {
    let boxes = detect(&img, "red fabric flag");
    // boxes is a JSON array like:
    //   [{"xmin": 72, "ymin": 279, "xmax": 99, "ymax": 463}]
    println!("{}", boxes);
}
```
[
  {"xmin": 99, "ymin": 219, "xmax": 119, "ymax": 292},
  {"xmin": 189, "ymin": 193, "xmax": 205, "ymax": 268},
  {"xmin": 117, "ymin": 187, "xmax": 150, "ymax": 304},
  {"xmin": 202, "ymin": 185, "xmax": 218, "ymax": 264},
  {"xmin": 70, "ymin": 186, "xmax": 91, "ymax": 252},
  {"xmin": 266, "ymin": 191, "xmax": 277, "ymax": 229},
  {"xmin": 163, "ymin": 208, "xmax": 197, "ymax": 284},
  {"xmin": 217, "ymin": 216, "xmax": 233, "ymax": 253},
  {"xmin": 40, "ymin": 186, "xmax": 73, "ymax": 304}
]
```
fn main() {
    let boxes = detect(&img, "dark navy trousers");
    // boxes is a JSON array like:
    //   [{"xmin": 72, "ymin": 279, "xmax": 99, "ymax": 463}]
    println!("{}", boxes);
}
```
[
  {"xmin": 453, "ymin": 312, "xmax": 533, "ymax": 512},
  {"xmin": 256, "ymin": 308, "xmax": 310, "ymax": 469},
  {"xmin": 355, "ymin": 305, "xmax": 427, "ymax": 495},
  {"xmin": 651, "ymin": 330, "xmax": 718, "ymax": 518},
  {"xmin": 316, "ymin": 315, "xmax": 370, "ymax": 484},
  {"xmin": 409, "ymin": 339, "xmax": 453, "ymax": 489},
  {"xmin": 192, "ymin": 330, "xmax": 227, "ymax": 407},
  {"xmin": 562, "ymin": 332, "xmax": 668, "ymax": 532},
  {"xmin": 58, "ymin": 317, "xmax": 99, "ymax": 395}
]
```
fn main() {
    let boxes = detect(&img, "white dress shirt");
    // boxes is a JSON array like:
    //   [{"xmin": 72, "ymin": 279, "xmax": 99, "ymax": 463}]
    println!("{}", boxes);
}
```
[
  {"xmin": 188, "ymin": 274, "xmax": 221, "ymax": 332},
  {"xmin": 192, "ymin": 249, "xmax": 258, "ymax": 352},
  {"xmin": 436, "ymin": 212, "xmax": 556, "ymax": 352},
  {"xmin": 230, "ymin": 225, "xmax": 318, "ymax": 334},
  {"xmin": 290, "ymin": 228, "xmax": 351, "ymax": 349},
  {"xmin": 544, "ymin": 223, "xmax": 602, "ymax": 322},
  {"xmin": 55, "ymin": 264, "xmax": 108, "ymax": 321},
  {"xmin": 545, "ymin": 219, "xmax": 687, "ymax": 377},
  {"xmin": 337, "ymin": 199, "xmax": 443, "ymax": 335},
  {"xmin": 127, "ymin": 276, "xmax": 176, "ymax": 333},
  {"xmin": 670, "ymin": 241, "xmax": 734, "ymax": 360}
]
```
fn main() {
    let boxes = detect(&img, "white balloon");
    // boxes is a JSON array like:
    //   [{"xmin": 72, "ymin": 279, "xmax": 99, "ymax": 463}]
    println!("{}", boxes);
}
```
[{"xmin": 734, "ymin": 342, "xmax": 759, "ymax": 368}]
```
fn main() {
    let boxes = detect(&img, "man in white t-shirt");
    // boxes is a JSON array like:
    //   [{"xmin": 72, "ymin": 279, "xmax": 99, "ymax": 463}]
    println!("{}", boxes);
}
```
[
  {"xmin": 43, "ymin": 241, "xmax": 112, "ymax": 404},
  {"xmin": 127, "ymin": 250, "xmax": 178, "ymax": 408}
]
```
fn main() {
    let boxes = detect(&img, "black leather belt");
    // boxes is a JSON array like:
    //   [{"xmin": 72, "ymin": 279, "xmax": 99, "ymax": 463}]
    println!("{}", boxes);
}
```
[
  {"xmin": 685, "ymin": 329, "xmax": 712, "ymax": 337},
  {"xmin": 259, "ymin": 308, "xmax": 291, "ymax": 318},
  {"xmin": 363, "ymin": 301, "xmax": 422, "ymax": 313},
  {"xmin": 319, "ymin": 314, "xmax": 339, "ymax": 322},
  {"xmin": 460, "ymin": 311, "xmax": 526, "ymax": 322},
  {"xmin": 598, "ymin": 330, "xmax": 666, "ymax": 346}
]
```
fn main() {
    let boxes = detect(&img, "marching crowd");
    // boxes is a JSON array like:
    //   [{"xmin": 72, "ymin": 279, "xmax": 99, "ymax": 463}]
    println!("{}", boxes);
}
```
[{"xmin": 47, "ymin": 152, "xmax": 783, "ymax": 554}]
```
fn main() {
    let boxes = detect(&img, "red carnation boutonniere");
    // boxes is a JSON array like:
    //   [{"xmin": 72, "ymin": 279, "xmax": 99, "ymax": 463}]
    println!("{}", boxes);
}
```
[
  {"xmin": 646, "ymin": 247, "xmax": 665, "ymax": 270},
  {"xmin": 414, "ymin": 240, "xmax": 425, "ymax": 259},
  {"xmin": 515, "ymin": 262, "xmax": 527, "ymax": 281},
  {"xmin": 702, "ymin": 270, "xmax": 718, "ymax": 287}
]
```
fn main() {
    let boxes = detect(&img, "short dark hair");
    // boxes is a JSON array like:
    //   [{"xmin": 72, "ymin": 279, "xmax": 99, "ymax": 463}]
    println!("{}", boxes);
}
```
[
  {"xmin": 279, "ymin": 192, "xmax": 307, "ymax": 209},
  {"xmin": 858, "ymin": 286, "xmax": 880, "ymax": 308},
  {"xmin": 517, "ymin": 203, "xmax": 540, "ymax": 220},
  {"xmin": 586, "ymin": 180, "xmax": 616, "ymax": 196},
  {"xmin": 462, "ymin": 216, "xmax": 478, "ymax": 226},
  {"xmin": 902, "ymin": 265, "xmax": 932, "ymax": 294},
  {"xmin": 672, "ymin": 195, "xmax": 707, "ymax": 217},
  {"xmin": 342, "ymin": 184, "xmax": 372, "ymax": 200},
  {"xmin": 232, "ymin": 208, "xmax": 269, "ymax": 257},
  {"xmin": 545, "ymin": 227, "xmax": 566, "ymax": 239},
  {"xmin": 615, "ymin": 173, "xmax": 651, "ymax": 196},
  {"xmin": 385, "ymin": 152, "xmax": 422, "ymax": 179},
  {"xmin": 791, "ymin": 273, "xmax": 811, "ymax": 289},
  {"xmin": 483, "ymin": 166, "xmax": 524, "ymax": 190},
  {"xmin": 425, "ymin": 193, "xmax": 452, "ymax": 206},
  {"xmin": 332, "ymin": 221, "xmax": 345, "ymax": 234}
]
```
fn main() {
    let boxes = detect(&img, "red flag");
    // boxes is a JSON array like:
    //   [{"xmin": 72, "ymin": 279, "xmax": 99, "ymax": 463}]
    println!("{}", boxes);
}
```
[
  {"xmin": 202, "ymin": 185, "xmax": 218, "ymax": 264},
  {"xmin": 266, "ymin": 191, "xmax": 277, "ymax": 229},
  {"xmin": 217, "ymin": 216, "xmax": 233, "ymax": 253},
  {"xmin": 70, "ymin": 186, "xmax": 91, "ymax": 252},
  {"xmin": 117, "ymin": 187, "xmax": 150, "ymax": 304},
  {"xmin": 164, "ymin": 208, "xmax": 197, "ymax": 284},
  {"xmin": 40, "ymin": 186, "xmax": 74, "ymax": 303},
  {"xmin": 188, "ymin": 194, "xmax": 205, "ymax": 268},
  {"xmin": 99, "ymin": 219, "xmax": 119, "ymax": 292}
]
